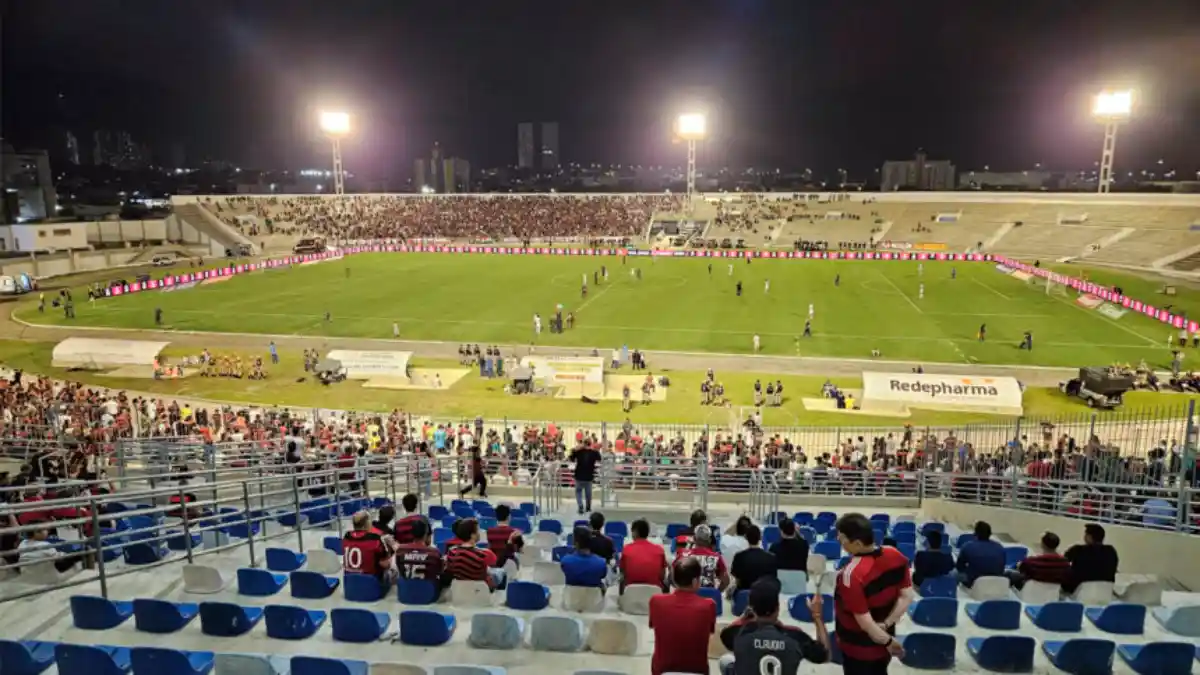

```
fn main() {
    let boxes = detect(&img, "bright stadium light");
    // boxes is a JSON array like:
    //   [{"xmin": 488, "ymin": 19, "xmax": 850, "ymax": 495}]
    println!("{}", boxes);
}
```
[
  {"xmin": 675, "ymin": 112, "xmax": 707, "ymax": 205},
  {"xmin": 318, "ymin": 110, "xmax": 352, "ymax": 195},
  {"xmin": 1092, "ymin": 90, "xmax": 1133, "ymax": 194}
]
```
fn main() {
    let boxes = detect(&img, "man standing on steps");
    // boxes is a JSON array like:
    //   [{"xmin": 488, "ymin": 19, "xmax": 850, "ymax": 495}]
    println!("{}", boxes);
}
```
[{"xmin": 570, "ymin": 441, "xmax": 601, "ymax": 515}]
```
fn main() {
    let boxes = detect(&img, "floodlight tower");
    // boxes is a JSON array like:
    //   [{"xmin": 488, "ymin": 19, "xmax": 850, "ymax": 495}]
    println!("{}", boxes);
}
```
[
  {"xmin": 319, "ymin": 111, "xmax": 351, "ymax": 196},
  {"xmin": 1092, "ymin": 90, "xmax": 1132, "ymax": 194},
  {"xmin": 675, "ymin": 112, "xmax": 707, "ymax": 204}
]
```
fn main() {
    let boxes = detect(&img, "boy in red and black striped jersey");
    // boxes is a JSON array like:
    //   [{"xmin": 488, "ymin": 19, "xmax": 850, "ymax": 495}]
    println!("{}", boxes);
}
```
[
  {"xmin": 1014, "ymin": 531, "xmax": 1071, "ymax": 589},
  {"xmin": 445, "ymin": 518, "xmax": 506, "ymax": 590},
  {"xmin": 833, "ymin": 513, "xmax": 913, "ymax": 674},
  {"xmin": 392, "ymin": 493, "xmax": 428, "ymax": 546},
  {"xmin": 485, "ymin": 504, "xmax": 524, "ymax": 566}
]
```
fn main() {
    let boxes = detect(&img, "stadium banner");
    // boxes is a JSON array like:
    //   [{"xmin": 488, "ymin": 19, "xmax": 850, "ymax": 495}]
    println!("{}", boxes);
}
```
[
  {"xmin": 52, "ymin": 337, "xmax": 170, "ymax": 370},
  {"xmin": 994, "ymin": 264, "xmax": 1015, "ymax": 275},
  {"xmin": 993, "ymin": 255, "xmax": 1200, "ymax": 333},
  {"xmin": 325, "ymin": 350, "xmax": 412, "ymax": 379},
  {"xmin": 1075, "ymin": 294, "xmax": 1104, "ymax": 309},
  {"xmin": 1097, "ymin": 303, "xmax": 1128, "ymax": 320},
  {"xmin": 913, "ymin": 242, "xmax": 947, "ymax": 251},
  {"xmin": 861, "ymin": 371, "xmax": 1023, "ymax": 415}
]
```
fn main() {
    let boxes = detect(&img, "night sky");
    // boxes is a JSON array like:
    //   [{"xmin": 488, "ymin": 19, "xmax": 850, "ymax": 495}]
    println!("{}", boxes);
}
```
[{"xmin": 5, "ymin": 0, "xmax": 1200, "ymax": 178}]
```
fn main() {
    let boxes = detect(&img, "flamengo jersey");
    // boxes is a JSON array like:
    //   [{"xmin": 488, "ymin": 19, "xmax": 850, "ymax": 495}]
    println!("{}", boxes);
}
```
[
  {"xmin": 343, "ymin": 530, "xmax": 387, "ymax": 576},
  {"xmin": 393, "ymin": 514, "xmax": 427, "ymax": 545},
  {"xmin": 677, "ymin": 547, "xmax": 726, "ymax": 588},
  {"xmin": 395, "ymin": 543, "xmax": 443, "ymax": 581},
  {"xmin": 834, "ymin": 546, "xmax": 911, "ymax": 662}
]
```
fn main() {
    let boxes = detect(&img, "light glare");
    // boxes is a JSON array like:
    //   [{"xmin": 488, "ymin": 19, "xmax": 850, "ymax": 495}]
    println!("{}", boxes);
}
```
[
  {"xmin": 1093, "ymin": 90, "xmax": 1133, "ymax": 119},
  {"xmin": 676, "ymin": 112, "xmax": 708, "ymax": 140},
  {"xmin": 319, "ymin": 111, "xmax": 351, "ymax": 135}
]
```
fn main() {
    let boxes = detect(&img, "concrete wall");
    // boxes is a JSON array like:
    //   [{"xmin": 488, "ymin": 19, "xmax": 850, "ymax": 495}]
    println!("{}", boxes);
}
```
[
  {"xmin": 85, "ymin": 219, "xmax": 168, "ymax": 245},
  {"xmin": 922, "ymin": 498, "xmax": 1200, "ymax": 590},
  {"xmin": 1, "ymin": 223, "xmax": 89, "ymax": 252},
  {"xmin": 0, "ymin": 249, "xmax": 141, "ymax": 278}
]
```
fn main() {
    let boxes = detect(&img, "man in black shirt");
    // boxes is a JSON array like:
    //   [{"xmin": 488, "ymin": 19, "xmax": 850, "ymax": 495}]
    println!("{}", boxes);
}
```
[
  {"xmin": 720, "ymin": 578, "xmax": 829, "ymax": 675},
  {"xmin": 768, "ymin": 518, "xmax": 809, "ymax": 571},
  {"xmin": 731, "ymin": 524, "xmax": 778, "ymax": 592},
  {"xmin": 1063, "ymin": 524, "xmax": 1119, "ymax": 594},
  {"xmin": 587, "ymin": 512, "xmax": 615, "ymax": 563},
  {"xmin": 570, "ymin": 444, "xmax": 601, "ymax": 515},
  {"xmin": 912, "ymin": 530, "xmax": 955, "ymax": 586}
]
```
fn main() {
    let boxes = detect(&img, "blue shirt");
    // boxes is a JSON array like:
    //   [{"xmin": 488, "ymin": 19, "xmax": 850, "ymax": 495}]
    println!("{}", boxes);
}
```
[
  {"xmin": 434, "ymin": 429, "xmax": 447, "ymax": 451},
  {"xmin": 956, "ymin": 539, "xmax": 1006, "ymax": 583},
  {"xmin": 561, "ymin": 552, "xmax": 607, "ymax": 587}
]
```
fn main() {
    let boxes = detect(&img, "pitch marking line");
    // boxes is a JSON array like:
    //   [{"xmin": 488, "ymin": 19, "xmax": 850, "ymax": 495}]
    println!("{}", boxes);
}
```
[
  {"xmin": 874, "ymin": 271, "xmax": 923, "ymax": 314},
  {"xmin": 969, "ymin": 277, "xmax": 1012, "ymax": 300}
]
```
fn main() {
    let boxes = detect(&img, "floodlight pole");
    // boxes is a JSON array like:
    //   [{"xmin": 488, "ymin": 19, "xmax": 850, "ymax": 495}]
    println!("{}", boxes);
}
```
[
  {"xmin": 686, "ymin": 138, "xmax": 697, "ymax": 204},
  {"xmin": 1098, "ymin": 121, "xmax": 1118, "ymax": 194},
  {"xmin": 330, "ymin": 136, "xmax": 346, "ymax": 196}
]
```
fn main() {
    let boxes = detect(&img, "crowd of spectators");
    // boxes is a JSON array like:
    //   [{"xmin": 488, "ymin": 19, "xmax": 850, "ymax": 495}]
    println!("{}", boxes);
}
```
[{"xmin": 203, "ymin": 194, "xmax": 682, "ymax": 243}]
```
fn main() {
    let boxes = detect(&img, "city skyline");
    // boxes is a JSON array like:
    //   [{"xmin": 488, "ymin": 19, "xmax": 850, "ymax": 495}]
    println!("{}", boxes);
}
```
[{"xmin": 5, "ymin": 1, "xmax": 1200, "ymax": 180}]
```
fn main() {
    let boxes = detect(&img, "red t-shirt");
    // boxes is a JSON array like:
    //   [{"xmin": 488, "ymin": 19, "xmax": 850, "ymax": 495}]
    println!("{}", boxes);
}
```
[
  {"xmin": 675, "ymin": 546, "xmax": 727, "ymax": 588},
  {"xmin": 393, "ymin": 514, "xmax": 426, "ymax": 546},
  {"xmin": 395, "ymin": 543, "xmax": 444, "ymax": 581},
  {"xmin": 343, "ymin": 530, "xmax": 389, "ymax": 576},
  {"xmin": 649, "ymin": 590, "xmax": 717, "ymax": 675},
  {"xmin": 834, "ymin": 546, "xmax": 912, "ymax": 662},
  {"xmin": 486, "ymin": 524, "xmax": 519, "ymax": 565},
  {"xmin": 620, "ymin": 539, "xmax": 668, "ymax": 588}
]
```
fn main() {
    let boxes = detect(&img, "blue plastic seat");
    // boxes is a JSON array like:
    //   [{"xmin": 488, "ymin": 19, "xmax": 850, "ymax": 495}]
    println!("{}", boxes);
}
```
[
  {"xmin": 966, "ymin": 600, "xmax": 1022, "ymax": 630},
  {"xmin": 798, "ymin": 527, "xmax": 816, "ymax": 545},
  {"xmin": 956, "ymin": 533, "xmax": 976, "ymax": 549},
  {"xmin": 872, "ymin": 525, "xmax": 887, "ymax": 543},
  {"xmin": 552, "ymin": 546, "xmax": 572, "ymax": 562},
  {"xmin": 70, "ymin": 596, "xmax": 134, "ymax": 630},
  {"xmin": 967, "ymin": 636, "xmax": 1035, "ymax": 673},
  {"xmin": 265, "ymin": 605, "xmax": 328, "ymax": 640},
  {"xmin": 732, "ymin": 590, "xmax": 750, "ymax": 616},
  {"xmin": 869, "ymin": 513, "xmax": 890, "ymax": 524},
  {"xmin": 698, "ymin": 587, "xmax": 723, "ymax": 616},
  {"xmin": 809, "ymin": 519, "xmax": 832, "ymax": 535},
  {"xmin": 1151, "ymin": 605, "xmax": 1200, "ymax": 637},
  {"xmin": 303, "ymin": 500, "xmax": 334, "ymax": 526},
  {"xmin": 167, "ymin": 531, "xmax": 203, "ymax": 552},
  {"xmin": 238, "ymin": 568, "xmax": 289, "ymax": 596},
  {"xmin": 1025, "ymin": 602, "xmax": 1084, "ymax": 632},
  {"xmin": 1004, "ymin": 546, "xmax": 1028, "ymax": 568},
  {"xmin": 0, "ymin": 639, "xmax": 56, "ymax": 675},
  {"xmin": 920, "ymin": 522, "xmax": 945, "ymax": 536},
  {"xmin": 896, "ymin": 543, "xmax": 916, "ymax": 562},
  {"xmin": 398, "ymin": 578, "xmax": 442, "ymax": 605},
  {"xmin": 900, "ymin": 633, "xmax": 956, "ymax": 670},
  {"xmin": 133, "ymin": 599, "xmax": 199, "ymax": 633},
  {"xmin": 442, "ymin": 515, "xmax": 460, "ymax": 531},
  {"xmin": 323, "ymin": 536, "xmax": 344, "ymax": 555},
  {"xmin": 198, "ymin": 602, "xmax": 264, "ymax": 637},
  {"xmin": 479, "ymin": 517, "xmax": 498, "ymax": 531},
  {"xmin": 538, "ymin": 519, "xmax": 563, "ymax": 535},
  {"xmin": 814, "ymin": 540, "xmax": 840, "ymax": 560},
  {"xmin": 434, "ymin": 528, "xmax": 456, "ymax": 545},
  {"xmin": 476, "ymin": 506, "xmax": 497, "ymax": 520},
  {"xmin": 331, "ymin": 608, "xmax": 392, "ymax": 643},
  {"xmin": 892, "ymin": 531, "xmax": 917, "ymax": 546},
  {"xmin": 130, "ymin": 648, "xmax": 214, "ymax": 675},
  {"xmin": 1116, "ymin": 642, "xmax": 1195, "ymax": 675},
  {"xmin": 1043, "ymin": 639, "xmax": 1115, "ymax": 675},
  {"xmin": 399, "ymin": 610, "xmax": 457, "ymax": 646},
  {"xmin": 291, "ymin": 571, "xmax": 341, "ymax": 599},
  {"xmin": 507, "ymin": 581, "xmax": 551, "ymax": 610},
  {"xmin": 836, "ymin": 555, "xmax": 851, "ymax": 570},
  {"xmin": 892, "ymin": 521, "xmax": 916, "ymax": 535},
  {"xmin": 54, "ymin": 644, "xmax": 131, "ymax": 675},
  {"xmin": 450, "ymin": 499, "xmax": 471, "ymax": 511},
  {"xmin": 1086, "ymin": 603, "xmax": 1146, "ymax": 635},
  {"xmin": 519, "ymin": 502, "xmax": 539, "ymax": 517},
  {"xmin": 511, "ymin": 517, "xmax": 532, "ymax": 534},
  {"xmin": 604, "ymin": 522, "xmax": 628, "ymax": 538},
  {"xmin": 611, "ymin": 535, "xmax": 626, "ymax": 554},
  {"xmin": 291, "ymin": 655, "xmax": 369, "ymax": 675},
  {"xmin": 788, "ymin": 594, "xmax": 834, "ymax": 623},
  {"xmin": 793, "ymin": 512, "xmax": 814, "ymax": 526},
  {"xmin": 907, "ymin": 598, "xmax": 958, "ymax": 628},
  {"xmin": 816, "ymin": 511, "xmax": 837, "ymax": 522},
  {"xmin": 266, "ymin": 548, "xmax": 308, "ymax": 572},
  {"xmin": 123, "ymin": 542, "xmax": 168, "ymax": 565},
  {"xmin": 343, "ymin": 573, "xmax": 385, "ymax": 602},
  {"xmin": 452, "ymin": 505, "xmax": 475, "ymax": 519},
  {"xmin": 919, "ymin": 574, "xmax": 958, "ymax": 598},
  {"xmin": 664, "ymin": 523, "xmax": 688, "ymax": 540},
  {"xmin": 762, "ymin": 526, "xmax": 781, "ymax": 548},
  {"xmin": 429, "ymin": 505, "xmax": 449, "ymax": 521},
  {"xmin": 768, "ymin": 511, "xmax": 787, "ymax": 525}
]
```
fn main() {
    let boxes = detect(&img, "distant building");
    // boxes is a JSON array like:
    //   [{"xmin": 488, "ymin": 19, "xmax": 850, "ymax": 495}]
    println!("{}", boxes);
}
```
[
  {"xmin": 517, "ymin": 123, "xmax": 536, "ymax": 169},
  {"xmin": 881, "ymin": 151, "xmax": 956, "ymax": 191},
  {"xmin": 64, "ymin": 131, "xmax": 80, "ymax": 166},
  {"xmin": 91, "ymin": 130, "xmax": 148, "ymax": 170},
  {"xmin": 414, "ymin": 143, "xmax": 469, "ymax": 193},
  {"xmin": 1, "ymin": 145, "xmax": 58, "ymax": 224},
  {"xmin": 540, "ymin": 122, "xmax": 559, "ymax": 170}
]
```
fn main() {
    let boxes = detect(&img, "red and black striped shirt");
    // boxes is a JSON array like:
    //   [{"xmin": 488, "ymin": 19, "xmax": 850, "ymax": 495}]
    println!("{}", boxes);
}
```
[
  {"xmin": 393, "ymin": 514, "xmax": 427, "ymax": 546},
  {"xmin": 445, "ymin": 545, "xmax": 499, "ymax": 588},
  {"xmin": 486, "ymin": 524, "xmax": 520, "ymax": 565},
  {"xmin": 1017, "ymin": 553, "xmax": 1071, "ymax": 584},
  {"xmin": 834, "ymin": 546, "xmax": 912, "ymax": 662}
]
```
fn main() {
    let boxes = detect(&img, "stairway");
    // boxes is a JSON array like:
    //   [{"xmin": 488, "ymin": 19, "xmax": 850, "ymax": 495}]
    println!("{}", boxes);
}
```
[{"xmin": 174, "ymin": 203, "xmax": 258, "ymax": 256}]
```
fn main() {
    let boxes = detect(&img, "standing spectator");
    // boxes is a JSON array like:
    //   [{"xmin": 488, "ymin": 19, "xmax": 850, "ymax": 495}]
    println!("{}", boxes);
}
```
[
  {"xmin": 912, "ymin": 531, "xmax": 955, "ymax": 586},
  {"xmin": 458, "ymin": 446, "xmax": 487, "ymax": 499},
  {"xmin": 834, "ymin": 513, "xmax": 912, "ymax": 674},
  {"xmin": 1012, "ymin": 531, "xmax": 1071, "ymax": 590},
  {"xmin": 769, "ymin": 518, "xmax": 809, "ymax": 571},
  {"xmin": 561, "ymin": 527, "xmax": 608, "ymax": 590},
  {"xmin": 620, "ymin": 518, "xmax": 668, "ymax": 592},
  {"xmin": 570, "ymin": 442, "xmax": 601, "ymax": 515},
  {"xmin": 650, "ymin": 557, "xmax": 718, "ymax": 675},
  {"xmin": 956, "ymin": 521, "xmax": 1006, "ymax": 588},
  {"xmin": 730, "ymin": 524, "xmax": 778, "ymax": 593},
  {"xmin": 1063, "ymin": 524, "xmax": 1119, "ymax": 595},
  {"xmin": 719, "ymin": 578, "xmax": 830, "ymax": 675}
]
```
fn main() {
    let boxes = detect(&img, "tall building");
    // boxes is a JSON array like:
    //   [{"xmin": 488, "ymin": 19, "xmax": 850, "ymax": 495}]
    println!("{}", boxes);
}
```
[
  {"xmin": 91, "ymin": 130, "xmax": 149, "ymax": 170},
  {"xmin": 881, "ymin": 151, "xmax": 956, "ymax": 191},
  {"xmin": 63, "ymin": 131, "xmax": 80, "ymax": 166},
  {"xmin": 540, "ymin": 122, "xmax": 559, "ymax": 170},
  {"xmin": 517, "ymin": 122, "xmax": 535, "ymax": 169},
  {"xmin": 414, "ymin": 143, "xmax": 469, "ymax": 193},
  {"xmin": 1, "ymin": 145, "xmax": 58, "ymax": 223}
]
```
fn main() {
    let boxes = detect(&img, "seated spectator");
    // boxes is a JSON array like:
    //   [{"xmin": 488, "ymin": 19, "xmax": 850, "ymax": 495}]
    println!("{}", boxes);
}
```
[
  {"xmin": 372, "ymin": 504, "xmax": 396, "ymax": 538},
  {"xmin": 768, "ymin": 518, "xmax": 809, "ymax": 571},
  {"xmin": 650, "ymin": 557, "xmax": 718, "ymax": 675},
  {"xmin": 1062, "ymin": 524, "xmax": 1119, "ymax": 594},
  {"xmin": 392, "ymin": 493, "xmax": 428, "ymax": 545},
  {"xmin": 730, "ymin": 524, "xmax": 777, "ymax": 593},
  {"xmin": 673, "ymin": 508, "xmax": 709, "ymax": 552},
  {"xmin": 18, "ymin": 526, "xmax": 88, "ymax": 573},
  {"xmin": 1013, "ymin": 531, "xmax": 1071, "ymax": 590},
  {"xmin": 956, "ymin": 521, "xmax": 1006, "ymax": 588},
  {"xmin": 343, "ymin": 511, "xmax": 397, "ymax": 587},
  {"xmin": 485, "ymin": 504, "xmax": 524, "ymax": 567},
  {"xmin": 722, "ymin": 515, "xmax": 752, "ymax": 565},
  {"xmin": 444, "ymin": 518, "xmax": 505, "ymax": 590},
  {"xmin": 562, "ymin": 526, "xmax": 608, "ymax": 590},
  {"xmin": 394, "ymin": 519, "xmax": 445, "ymax": 590},
  {"xmin": 719, "ymin": 578, "xmax": 829, "ymax": 675},
  {"xmin": 912, "ymin": 531, "xmax": 955, "ymax": 586},
  {"xmin": 587, "ymin": 512, "xmax": 615, "ymax": 563},
  {"xmin": 619, "ymin": 518, "xmax": 668, "ymax": 592},
  {"xmin": 676, "ymin": 524, "xmax": 730, "ymax": 591}
]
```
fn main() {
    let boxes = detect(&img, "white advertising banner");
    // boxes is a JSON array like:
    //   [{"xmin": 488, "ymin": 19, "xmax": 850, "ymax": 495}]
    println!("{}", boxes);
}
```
[
  {"xmin": 520, "ymin": 356, "xmax": 605, "ymax": 385},
  {"xmin": 326, "ymin": 350, "xmax": 412, "ymax": 379},
  {"xmin": 861, "ymin": 371, "xmax": 1023, "ymax": 415},
  {"xmin": 52, "ymin": 338, "xmax": 170, "ymax": 370}
]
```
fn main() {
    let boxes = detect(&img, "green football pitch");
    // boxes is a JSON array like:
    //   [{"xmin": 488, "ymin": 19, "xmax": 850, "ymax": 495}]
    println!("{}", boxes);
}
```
[{"xmin": 17, "ymin": 253, "xmax": 1175, "ymax": 368}]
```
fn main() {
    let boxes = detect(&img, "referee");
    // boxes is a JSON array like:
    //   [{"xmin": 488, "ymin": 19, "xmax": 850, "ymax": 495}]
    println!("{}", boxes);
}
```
[{"xmin": 833, "ymin": 513, "xmax": 914, "ymax": 674}]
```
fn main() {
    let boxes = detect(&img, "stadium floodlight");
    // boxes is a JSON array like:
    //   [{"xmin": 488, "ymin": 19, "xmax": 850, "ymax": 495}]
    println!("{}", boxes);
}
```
[
  {"xmin": 1091, "ymin": 90, "xmax": 1133, "ymax": 194},
  {"xmin": 318, "ymin": 110, "xmax": 352, "ymax": 195},
  {"xmin": 675, "ymin": 112, "xmax": 707, "ymax": 204}
]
